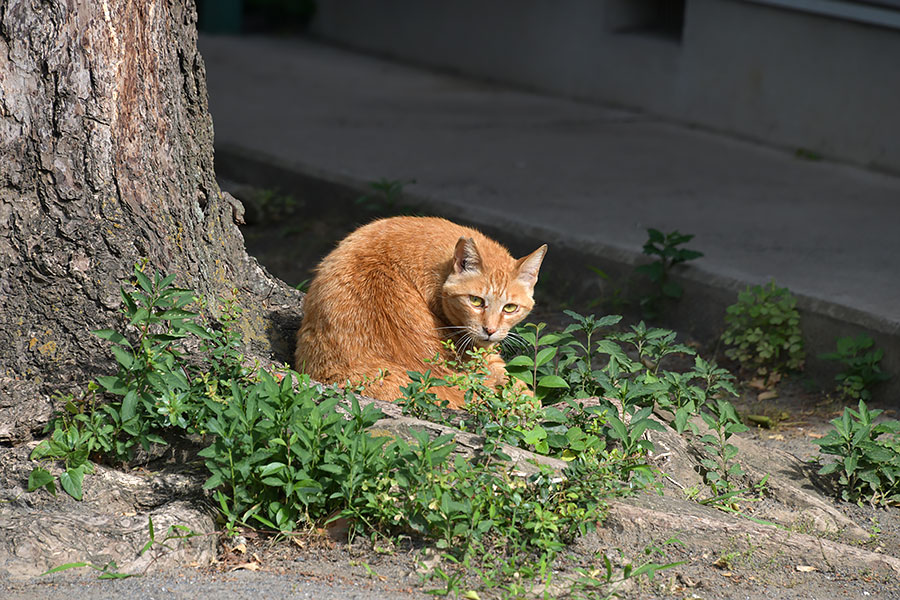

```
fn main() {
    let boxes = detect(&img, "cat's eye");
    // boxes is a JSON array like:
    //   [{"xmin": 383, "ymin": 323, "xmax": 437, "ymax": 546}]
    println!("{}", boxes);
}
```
[
  {"xmin": 502, "ymin": 303, "xmax": 518, "ymax": 313},
  {"xmin": 469, "ymin": 296, "xmax": 485, "ymax": 307}
]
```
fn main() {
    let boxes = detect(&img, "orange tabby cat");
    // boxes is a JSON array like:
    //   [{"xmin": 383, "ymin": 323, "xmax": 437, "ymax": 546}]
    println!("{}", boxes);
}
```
[{"xmin": 294, "ymin": 216, "xmax": 547, "ymax": 409}]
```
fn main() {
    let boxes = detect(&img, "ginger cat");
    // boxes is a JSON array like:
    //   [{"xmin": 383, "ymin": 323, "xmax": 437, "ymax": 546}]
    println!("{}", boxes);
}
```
[{"xmin": 294, "ymin": 216, "xmax": 547, "ymax": 409}]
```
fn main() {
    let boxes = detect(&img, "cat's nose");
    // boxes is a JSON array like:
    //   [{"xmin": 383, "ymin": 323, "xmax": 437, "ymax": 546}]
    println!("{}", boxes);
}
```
[{"xmin": 483, "ymin": 326, "xmax": 497, "ymax": 337}]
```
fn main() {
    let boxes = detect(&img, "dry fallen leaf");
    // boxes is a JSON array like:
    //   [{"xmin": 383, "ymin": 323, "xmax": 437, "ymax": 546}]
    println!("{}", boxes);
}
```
[
  {"xmin": 322, "ymin": 515, "xmax": 352, "ymax": 542},
  {"xmin": 231, "ymin": 543, "xmax": 247, "ymax": 554},
  {"xmin": 229, "ymin": 562, "xmax": 260, "ymax": 572},
  {"xmin": 757, "ymin": 390, "xmax": 779, "ymax": 401},
  {"xmin": 796, "ymin": 565, "xmax": 818, "ymax": 573},
  {"xmin": 767, "ymin": 434, "xmax": 785, "ymax": 441},
  {"xmin": 807, "ymin": 432, "xmax": 824, "ymax": 439},
  {"xmin": 748, "ymin": 378, "xmax": 767, "ymax": 390}
]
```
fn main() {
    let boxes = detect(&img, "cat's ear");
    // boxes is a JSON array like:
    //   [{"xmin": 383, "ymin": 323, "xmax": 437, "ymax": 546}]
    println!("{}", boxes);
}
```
[
  {"xmin": 516, "ymin": 244, "xmax": 548, "ymax": 288},
  {"xmin": 453, "ymin": 237, "xmax": 483, "ymax": 274}
]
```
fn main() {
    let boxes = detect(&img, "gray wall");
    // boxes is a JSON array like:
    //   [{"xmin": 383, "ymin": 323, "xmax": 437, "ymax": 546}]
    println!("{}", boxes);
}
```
[{"xmin": 311, "ymin": 0, "xmax": 900, "ymax": 173}]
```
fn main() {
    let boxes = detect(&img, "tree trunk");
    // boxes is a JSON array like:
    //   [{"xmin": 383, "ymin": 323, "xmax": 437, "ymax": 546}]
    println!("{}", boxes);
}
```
[{"xmin": 0, "ymin": 0, "xmax": 300, "ymax": 443}]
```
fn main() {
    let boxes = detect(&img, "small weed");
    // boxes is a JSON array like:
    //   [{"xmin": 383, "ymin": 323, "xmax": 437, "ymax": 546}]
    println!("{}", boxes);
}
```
[
  {"xmin": 506, "ymin": 320, "xmax": 576, "ymax": 402},
  {"xmin": 814, "ymin": 399, "xmax": 900, "ymax": 506},
  {"xmin": 635, "ymin": 228, "xmax": 703, "ymax": 319},
  {"xmin": 721, "ymin": 280, "xmax": 804, "ymax": 376},
  {"xmin": 713, "ymin": 551, "xmax": 740, "ymax": 570},
  {"xmin": 795, "ymin": 148, "xmax": 823, "ymax": 161},
  {"xmin": 396, "ymin": 369, "xmax": 451, "ymax": 422},
  {"xmin": 587, "ymin": 265, "xmax": 628, "ymax": 312},
  {"xmin": 355, "ymin": 178, "xmax": 414, "ymax": 213},
  {"xmin": 697, "ymin": 399, "xmax": 750, "ymax": 498},
  {"xmin": 570, "ymin": 542, "xmax": 684, "ymax": 599},
  {"xmin": 246, "ymin": 188, "xmax": 300, "ymax": 223},
  {"xmin": 819, "ymin": 334, "xmax": 890, "ymax": 401}
]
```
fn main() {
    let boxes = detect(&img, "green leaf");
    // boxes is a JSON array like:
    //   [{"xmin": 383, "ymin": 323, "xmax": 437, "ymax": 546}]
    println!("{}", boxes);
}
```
[
  {"xmin": 130, "ymin": 308, "xmax": 151, "ymax": 328},
  {"xmin": 541, "ymin": 406, "xmax": 568, "ymax": 423},
  {"xmin": 521, "ymin": 426, "xmax": 547, "ymax": 446},
  {"xmin": 158, "ymin": 273, "xmax": 178, "ymax": 290},
  {"xmin": 595, "ymin": 340, "xmax": 630, "ymax": 364},
  {"xmin": 59, "ymin": 467, "xmax": 84, "ymax": 500},
  {"xmin": 505, "ymin": 355, "xmax": 534, "ymax": 368},
  {"xmin": 110, "ymin": 346, "xmax": 134, "ymax": 369},
  {"xmin": 159, "ymin": 309, "xmax": 197, "ymax": 321},
  {"xmin": 537, "ymin": 375, "xmax": 569, "ymax": 389},
  {"xmin": 92, "ymin": 329, "xmax": 132, "ymax": 347},
  {"xmin": 134, "ymin": 268, "xmax": 153, "ymax": 294},
  {"xmin": 40, "ymin": 562, "xmax": 91, "ymax": 576},
  {"xmin": 259, "ymin": 462, "xmax": 287, "ymax": 477},
  {"xmin": 534, "ymin": 346, "xmax": 557, "ymax": 368},
  {"xmin": 606, "ymin": 416, "xmax": 627, "ymax": 441},
  {"xmin": 673, "ymin": 407, "xmax": 690, "ymax": 434},
  {"xmin": 635, "ymin": 262, "xmax": 664, "ymax": 282},
  {"xmin": 96, "ymin": 375, "xmax": 127, "ymax": 395},
  {"xmin": 203, "ymin": 472, "xmax": 224, "ymax": 490},
  {"xmin": 120, "ymin": 288, "xmax": 138, "ymax": 314},
  {"xmin": 28, "ymin": 467, "xmax": 56, "ymax": 493},
  {"xmin": 121, "ymin": 390, "xmax": 138, "ymax": 422},
  {"xmin": 179, "ymin": 322, "xmax": 212, "ymax": 339},
  {"xmin": 97, "ymin": 570, "xmax": 135, "ymax": 580}
]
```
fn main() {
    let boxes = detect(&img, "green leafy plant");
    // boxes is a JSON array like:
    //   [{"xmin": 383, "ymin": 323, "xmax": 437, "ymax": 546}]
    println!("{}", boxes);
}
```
[
  {"xmin": 395, "ymin": 369, "xmax": 451, "ymax": 422},
  {"xmin": 721, "ymin": 280, "xmax": 804, "ymax": 375},
  {"xmin": 505, "ymin": 320, "xmax": 573, "ymax": 402},
  {"xmin": 635, "ymin": 228, "xmax": 703, "ymax": 319},
  {"xmin": 697, "ymin": 399, "xmax": 749, "ymax": 498},
  {"xmin": 355, "ymin": 178, "xmax": 415, "ymax": 213},
  {"xmin": 199, "ymin": 371, "xmax": 392, "ymax": 531},
  {"xmin": 586, "ymin": 265, "xmax": 628, "ymax": 313},
  {"xmin": 819, "ymin": 335, "xmax": 890, "ymax": 401},
  {"xmin": 814, "ymin": 400, "xmax": 900, "ymax": 506},
  {"xmin": 29, "ymin": 266, "xmax": 247, "ymax": 497},
  {"xmin": 27, "ymin": 266, "xmax": 776, "ymax": 596},
  {"xmin": 654, "ymin": 356, "xmax": 738, "ymax": 435}
]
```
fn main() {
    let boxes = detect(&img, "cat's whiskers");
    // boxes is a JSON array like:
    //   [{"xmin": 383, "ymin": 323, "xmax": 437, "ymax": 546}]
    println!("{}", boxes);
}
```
[
  {"xmin": 456, "ymin": 332, "xmax": 475, "ymax": 359},
  {"xmin": 502, "ymin": 331, "xmax": 529, "ymax": 352},
  {"xmin": 434, "ymin": 325, "xmax": 469, "ymax": 333},
  {"xmin": 434, "ymin": 325, "xmax": 471, "ymax": 355}
]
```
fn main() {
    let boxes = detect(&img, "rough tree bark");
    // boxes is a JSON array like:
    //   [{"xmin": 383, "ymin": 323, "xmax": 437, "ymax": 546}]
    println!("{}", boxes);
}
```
[
  {"xmin": 0, "ymin": 0, "xmax": 299, "ymax": 577},
  {"xmin": 0, "ymin": 0, "xmax": 300, "ymax": 444}
]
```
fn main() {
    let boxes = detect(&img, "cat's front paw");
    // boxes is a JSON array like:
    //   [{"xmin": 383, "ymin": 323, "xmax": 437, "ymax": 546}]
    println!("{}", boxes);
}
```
[
  {"xmin": 510, "ymin": 378, "xmax": 534, "ymax": 397},
  {"xmin": 483, "ymin": 353, "xmax": 509, "ymax": 388}
]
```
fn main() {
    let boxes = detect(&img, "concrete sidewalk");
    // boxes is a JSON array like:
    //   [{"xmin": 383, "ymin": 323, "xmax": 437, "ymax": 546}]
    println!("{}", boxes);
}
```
[{"xmin": 199, "ymin": 34, "xmax": 900, "ymax": 392}]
